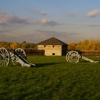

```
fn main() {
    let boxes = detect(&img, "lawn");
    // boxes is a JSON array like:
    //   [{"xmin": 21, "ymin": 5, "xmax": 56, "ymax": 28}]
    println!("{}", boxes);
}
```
[{"xmin": 0, "ymin": 56, "xmax": 100, "ymax": 100}]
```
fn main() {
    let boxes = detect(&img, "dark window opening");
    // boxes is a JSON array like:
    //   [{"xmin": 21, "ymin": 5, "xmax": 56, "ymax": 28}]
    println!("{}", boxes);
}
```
[
  {"xmin": 52, "ymin": 53, "xmax": 55, "ymax": 55},
  {"xmin": 44, "ymin": 45, "xmax": 46, "ymax": 47}
]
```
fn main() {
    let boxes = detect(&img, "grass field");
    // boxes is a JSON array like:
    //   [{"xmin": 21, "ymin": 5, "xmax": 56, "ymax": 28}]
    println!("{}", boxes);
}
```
[{"xmin": 0, "ymin": 56, "xmax": 100, "ymax": 100}]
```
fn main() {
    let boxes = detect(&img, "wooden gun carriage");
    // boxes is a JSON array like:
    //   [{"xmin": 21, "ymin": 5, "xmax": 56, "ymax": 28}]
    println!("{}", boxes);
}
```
[
  {"xmin": 0, "ymin": 47, "xmax": 35, "ymax": 67},
  {"xmin": 66, "ymin": 50, "xmax": 99, "ymax": 63},
  {"xmin": 0, "ymin": 47, "xmax": 99, "ymax": 67}
]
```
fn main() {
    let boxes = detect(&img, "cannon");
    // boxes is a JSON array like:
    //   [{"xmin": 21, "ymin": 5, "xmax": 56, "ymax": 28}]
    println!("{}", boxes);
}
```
[
  {"xmin": 66, "ymin": 50, "xmax": 99, "ymax": 63},
  {"xmin": 0, "ymin": 47, "xmax": 35, "ymax": 67}
]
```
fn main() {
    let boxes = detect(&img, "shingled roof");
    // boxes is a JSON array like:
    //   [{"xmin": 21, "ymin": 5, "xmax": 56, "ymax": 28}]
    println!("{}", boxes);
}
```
[{"xmin": 37, "ymin": 37, "xmax": 68, "ymax": 45}]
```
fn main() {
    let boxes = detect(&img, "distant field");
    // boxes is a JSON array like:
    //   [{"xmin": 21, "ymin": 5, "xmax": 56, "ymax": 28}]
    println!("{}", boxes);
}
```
[{"xmin": 0, "ymin": 56, "xmax": 100, "ymax": 100}]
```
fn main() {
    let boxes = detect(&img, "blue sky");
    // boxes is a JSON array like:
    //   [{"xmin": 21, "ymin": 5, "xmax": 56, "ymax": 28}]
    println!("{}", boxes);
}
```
[{"xmin": 0, "ymin": 0, "xmax": 100, "ymax": 43}]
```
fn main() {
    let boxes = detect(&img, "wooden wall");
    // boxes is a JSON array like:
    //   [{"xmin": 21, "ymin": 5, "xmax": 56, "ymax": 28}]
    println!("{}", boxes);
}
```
[{"xmin": 38, "ymin": 45, "xmax": 62, "ymax": 56}]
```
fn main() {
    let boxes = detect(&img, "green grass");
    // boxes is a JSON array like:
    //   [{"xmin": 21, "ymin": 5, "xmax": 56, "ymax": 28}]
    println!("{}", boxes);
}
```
[{"xmin": 0, "ymin": 56, "xmax": 100, "ymax": 100}]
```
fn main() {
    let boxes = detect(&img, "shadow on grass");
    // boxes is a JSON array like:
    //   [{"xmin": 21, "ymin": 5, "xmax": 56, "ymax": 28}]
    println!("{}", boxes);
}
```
[
  {"xmin": 35, "ymin": 62, "xmax": 57, "ymax": 68},
  {"xmin": 8, "ymin": 62, "xmax": 58, "ymax": 68}
]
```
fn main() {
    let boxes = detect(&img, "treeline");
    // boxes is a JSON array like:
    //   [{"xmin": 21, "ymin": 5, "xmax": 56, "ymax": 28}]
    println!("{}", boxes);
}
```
[
  {"xmin": 0, "ymin": 41, "xmax": 37, "ymax": 49},
  {"xmin": 1, "ymin": 39, "xmax": 100, "ymax": 52},
  {"xmin": 68, "ymin": 39, "xmax": 100, "ymax": 51},
  {"xmin": 0, "ymin": 41, "xmax": 43, "ymax": 55}
]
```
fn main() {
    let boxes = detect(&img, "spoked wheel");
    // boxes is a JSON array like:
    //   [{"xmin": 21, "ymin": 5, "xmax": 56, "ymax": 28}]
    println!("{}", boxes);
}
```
[
  {"xmin": 0, "ymin": 47, "xmax": 10, "ymax": 66},
  {"xmin": 66, "ymin": 51, "xmax": 81, "ymax": 63},
  {"xmin": 15, "ymin": 48, "xmax": 26, "ymax": 59},
  {"xmin": 10, "ymin": 48, "xmax": 27, "ymax": 65}
]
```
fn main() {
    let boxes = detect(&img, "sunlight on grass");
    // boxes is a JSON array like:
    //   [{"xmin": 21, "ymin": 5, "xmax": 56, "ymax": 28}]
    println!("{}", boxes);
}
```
[{"xmin": 0, "ymin": 56, "xmax": 100, "ymax": 100}]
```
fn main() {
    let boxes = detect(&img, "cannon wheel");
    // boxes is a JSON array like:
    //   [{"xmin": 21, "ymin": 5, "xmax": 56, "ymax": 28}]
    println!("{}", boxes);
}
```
[
  {"xmin": 11, "ymin": 48, "xmax": 27, "ymax": 65},
  {"xmin": 66, "ymin": 51, "xmax": 81, "ymax": 63},
  {"xmin": 15, "ymin": 48, "xmax": 26, "ymax": 59},
  {"xmin": 0, "ymin": 47, "xmax": 10, "ymax": 66}
]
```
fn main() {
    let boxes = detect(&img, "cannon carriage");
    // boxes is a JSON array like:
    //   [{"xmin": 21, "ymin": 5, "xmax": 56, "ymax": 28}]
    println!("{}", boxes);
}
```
[
  {"xmin": 0, "ymin": 47, "xmax": 35, "ymax": 67},
  {"xmin": 0, "ymin": 46, "xmax": 99, "ymax": 67},
  {"xmin": 66, "ymin": 50, "xmax": 99, "ymax": 63}
]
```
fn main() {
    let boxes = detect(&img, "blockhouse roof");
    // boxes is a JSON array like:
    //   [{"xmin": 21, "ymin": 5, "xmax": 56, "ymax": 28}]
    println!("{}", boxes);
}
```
[{"xmin": 37, "ymin": 37, "xmax": 68, "ymax": 45}]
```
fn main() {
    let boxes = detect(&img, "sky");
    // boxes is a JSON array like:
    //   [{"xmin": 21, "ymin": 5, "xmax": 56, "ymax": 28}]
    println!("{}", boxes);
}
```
[{"xmin": 0, "ymin": 0, "xmax": 100, "ymax": 43}]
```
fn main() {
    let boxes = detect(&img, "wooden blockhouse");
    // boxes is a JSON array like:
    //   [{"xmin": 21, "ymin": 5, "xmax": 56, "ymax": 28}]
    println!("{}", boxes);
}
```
[{"xmin": 37, "ymin": 37, "xmax": 68, "ymax": 56}]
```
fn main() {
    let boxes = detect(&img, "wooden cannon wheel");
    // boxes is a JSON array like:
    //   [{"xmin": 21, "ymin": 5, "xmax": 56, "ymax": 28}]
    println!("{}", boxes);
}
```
[
  {"xmin": 0, "ymin": 47, "xmax": 10, "ymax": 66},
  {"xmin": 66, "ymin": 51, "xmax": 81, "ymax": 63}
]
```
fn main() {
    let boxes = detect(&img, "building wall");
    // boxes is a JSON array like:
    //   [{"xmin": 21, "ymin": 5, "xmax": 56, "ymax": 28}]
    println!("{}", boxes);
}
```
[
  {"xmin": 38, "ymin": 45, "xmax": 62, "ymax": 56},
  {"xmin": 37, "ymin": 45, "xmax": 44, "ymax": 50}
]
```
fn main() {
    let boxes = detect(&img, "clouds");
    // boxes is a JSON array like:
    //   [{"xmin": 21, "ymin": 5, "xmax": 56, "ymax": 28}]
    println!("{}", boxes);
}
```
[
  {"xmin": 0, "ymin": 12, "xmax": 63, "ymax": 42},
  {"xmin": 41, "ymin": 12, "xmax": 47, "ymax": 15},
  {"xmin": 0, "ymin": 33, "xmax": 34, "ymax": 42},
  {"xmin": 85, "ymin": 10, "xmax": 100, "ymax": 18},
  {"xmin": 0, "ymin": 12, "xmax": 29, "ymax": 25},
  {"xmin": 1, "ymin": 9, "xmax": 100, "ymax": 28},
  {"xmin": 39, "ymin": 18, "xmax": 62, "ymax": 26},
  {"xmin": 35, "ymin": 9, "xmax": 47, "ymax": 16},
  {"xmin": 28, "ymin": 8, "xmax": 47, "ymax": 16},
  {"xmin": 34, "ymin": 29, "xmax": 81, "ymax": 43},
  {"xmin": 74, "ymin": 23, "xmax": 99, "ymax": 27},
  {"xmin": 0, "ymin": 28, "xmax": 78, "ymax": 43},
  {"xmin": 88, "ymin": 23, "xmax": 99, "ymax": 27},
  {"xmin": 34, "ymin": 8, "xmax": 46, "ymax": 15},
  {"xmin": 0, "ymin": 6, "xmax": 100, "ymax": 43},
  {"xmin": 0, "ymin": 12, "xmax": 62, "ymax": 27},
  {"xmin": 35, "ymin": 30, "xmax": 78, "ymax": 37},
  {"xmin": 62, "ymin": 9, "xmax": 100, "ymax": 19},
  {"xmin": 30, "ymin": 18, "xmax": 62, "ymax": 27}
]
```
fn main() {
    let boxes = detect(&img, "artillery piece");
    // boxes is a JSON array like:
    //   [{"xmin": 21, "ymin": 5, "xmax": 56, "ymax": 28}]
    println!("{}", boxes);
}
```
[
  {"xmin": 0, "ymin": 47, "xmax": 35, "ymax": 67},
  {"xmin": 66, "ymin": 50, "xmax": 99, "ymax": 63}
]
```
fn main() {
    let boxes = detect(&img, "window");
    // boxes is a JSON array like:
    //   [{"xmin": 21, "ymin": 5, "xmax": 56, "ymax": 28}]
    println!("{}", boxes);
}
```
[
  {"xmin": 53, "ymin": 45, "xmax": 55, "ymax": 48},
  {"xmin": 52, "ymin": 53, "xmax": 55, "ymax": 55},
  {"xmin": 44, "ymin": 45, "xmax": 46, "ymax": 47}
]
